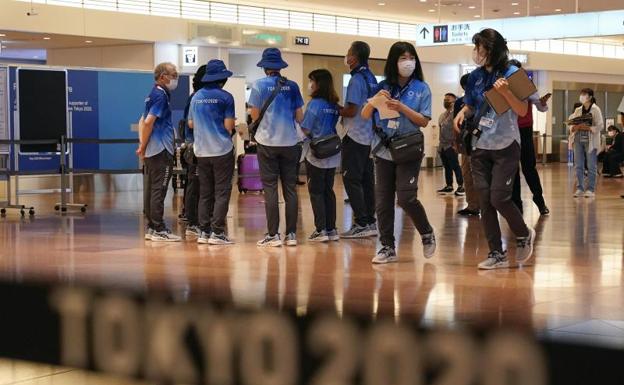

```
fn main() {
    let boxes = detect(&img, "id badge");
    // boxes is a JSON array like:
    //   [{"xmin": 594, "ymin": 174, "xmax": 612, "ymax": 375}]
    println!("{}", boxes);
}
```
[
  {"xmin": 479, "ymin": 116, "xmax": 495, "ymax": 129},
  {"xmin": 387, "ymin": 120, "xmax": 400, "ymax": 130}
]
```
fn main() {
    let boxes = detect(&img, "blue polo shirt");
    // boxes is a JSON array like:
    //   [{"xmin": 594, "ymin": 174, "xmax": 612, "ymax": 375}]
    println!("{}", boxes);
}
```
[
  {"xmin": 372, "ymin": 79, "xmax": 432, "ymax": 161},
  {"xmin": 464, "ymin": 65, "xmax": 521, "ymax": 151},
  {"xmin": 248, "ymin": 74, "xmax": 304, "ymax": 147},
  {"xmin": 344, "ymin": 66, "xmax": 379, "ymax": 146},
  {"xmin": 188, "ymin": 85, "xmax": 235, "ymax": 157},
  {"xmin": 302, "ymin": 98, "xmax": 341, "ymax": 169},
  {"xmin": 143, "ymin": 85, "xmax": 174, "ymax": 158}
]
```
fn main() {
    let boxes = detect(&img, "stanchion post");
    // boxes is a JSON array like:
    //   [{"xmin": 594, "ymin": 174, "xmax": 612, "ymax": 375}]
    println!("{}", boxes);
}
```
[
  {"xmin": 542, "ymin": 133, "xmax": 547, "ymax": 165},
  {"xmin": 60, "ymin": 136, "xmax": 67, "ymax": 211}
]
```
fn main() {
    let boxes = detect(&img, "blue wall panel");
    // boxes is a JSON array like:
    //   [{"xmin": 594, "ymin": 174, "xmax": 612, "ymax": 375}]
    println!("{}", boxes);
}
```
[{"xmin": 68, "ymin": 70, "xmax": 99, "ymax": 170}]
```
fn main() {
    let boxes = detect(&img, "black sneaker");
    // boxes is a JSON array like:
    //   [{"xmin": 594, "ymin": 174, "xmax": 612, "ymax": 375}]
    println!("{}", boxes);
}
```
[
  {"xmin": 538, "ymin": 205, "xmax": 550, "ymax": 216},
  {"xmin": 437, "ymin": 186, "xmax": 454, "ymax": 194},
  {"xmin": 457, "ymin": 208, "xmax": 480, "ymax": 217},
  {"xmin": 454, "ymin": 186, "xmax": 466, "ymax": 196}
]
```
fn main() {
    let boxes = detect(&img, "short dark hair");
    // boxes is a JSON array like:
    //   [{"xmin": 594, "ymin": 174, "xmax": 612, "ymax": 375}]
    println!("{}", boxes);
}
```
[
  {"xmin": 192, "ymin": 65, "xmax": 207, "ymax": 92},
  {"xmin": 608, "ymin": 125, "xmax": 621, "ymax": 133},
  {"xmin": 580, "ymin": 88, "xmax": 596, "ymax": 104},
  {"xmin": 445, "ymin": 93, "xmax": 457, "ymax": 99},
  {"xmin": 309, "ymin": 69, "xmax": 339, "ymax": 104},
  {"xmin": 472, "ymin": 28, "xmax": 509, "ymax": 71},
  {"xmin": 350, "ymin": 41, "xmax": 370, "ymax": 65},
  {"xmin": 384, "ymin": 41, "xmax": 424, "ymax": 86},
  {"xmin": 460, "ymin": 73, "xmax": 469, "ymax": 90},
  {"xmin": 508, "ymin": 59, "xmax": 522, "ymax": 68}
]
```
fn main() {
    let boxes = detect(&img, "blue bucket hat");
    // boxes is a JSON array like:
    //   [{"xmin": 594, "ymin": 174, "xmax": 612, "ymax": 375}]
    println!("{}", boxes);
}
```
[
  {"xmin": 256, "ymin": 48, "xmax": 288, "ymax": 70},
  {"xmin": 201, "ymin": 59, "xmax": 233, "ymax": 82}
]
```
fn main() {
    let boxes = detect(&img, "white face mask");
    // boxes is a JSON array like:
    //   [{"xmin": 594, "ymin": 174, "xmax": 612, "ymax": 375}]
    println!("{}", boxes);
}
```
[
  {"xmin": 472, "ymin": 49, "xmax": 487, "ymax": 66},
  {"xmin": 166, "ymin": 78, "xmax": 178, "ymax": 92},
  {"xmin": 580, "ymin": 94, "xmax": 589, "ymax": 104},
  {"xmin": 398, "ymin": 59, "xmax": 416, "ymax": 78}
]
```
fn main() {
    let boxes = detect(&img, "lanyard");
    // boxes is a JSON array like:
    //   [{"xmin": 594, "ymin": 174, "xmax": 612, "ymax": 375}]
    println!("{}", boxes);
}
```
[{"xmin": 391, "ymin": 79, "xmax": 414, "ymax": 100}]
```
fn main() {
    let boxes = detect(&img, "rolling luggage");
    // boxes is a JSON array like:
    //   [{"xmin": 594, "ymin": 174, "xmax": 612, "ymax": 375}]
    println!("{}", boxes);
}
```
[{"xmin": 237, "ymin": 154, "xmax": 263, "ymax": 193}]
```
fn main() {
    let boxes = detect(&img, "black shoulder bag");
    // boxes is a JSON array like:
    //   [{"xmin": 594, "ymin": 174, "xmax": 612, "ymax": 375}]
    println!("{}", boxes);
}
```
[
  {"xmin": 371, "ymin": 81, "xmax": 425, "ymax": 164},
  {"xmin": 249, "ymin": 77, "xmax": 287, "ymax": 142},
  {"xmin": 462, "ymin": 99, "xmax": 490, "ymax": 156},
  {"xmin": 310, "ymin": 133, "xmax": 342, "ymax": 159}
]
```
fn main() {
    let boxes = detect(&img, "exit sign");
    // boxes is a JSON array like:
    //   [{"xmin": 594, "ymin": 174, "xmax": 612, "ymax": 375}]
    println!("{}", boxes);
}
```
[{"xmin": 295, "ymin": 36, "xmax": 310, "ymax": 46}]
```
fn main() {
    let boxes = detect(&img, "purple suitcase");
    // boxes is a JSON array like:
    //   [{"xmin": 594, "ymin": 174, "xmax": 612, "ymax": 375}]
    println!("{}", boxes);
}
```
[{"xmin": 237, "ymin": 154, "xmax": 263, "ymax": 193}]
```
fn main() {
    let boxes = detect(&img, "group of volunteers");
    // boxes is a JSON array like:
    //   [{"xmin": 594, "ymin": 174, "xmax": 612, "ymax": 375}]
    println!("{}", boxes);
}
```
[{"xmin": 138, "ymin": 28, "xmax": 548, "ymax": 269}]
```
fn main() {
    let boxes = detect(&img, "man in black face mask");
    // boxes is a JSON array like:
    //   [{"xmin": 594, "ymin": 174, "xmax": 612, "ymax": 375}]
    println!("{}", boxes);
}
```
[{"xmin": 437, "ymin": 93, "xmax": 464, "ymax": 196}]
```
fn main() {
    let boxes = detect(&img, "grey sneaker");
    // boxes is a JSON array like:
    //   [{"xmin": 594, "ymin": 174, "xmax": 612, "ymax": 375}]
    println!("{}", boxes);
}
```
[
  {"xmin": 151, "ymin": 229, "xmax": 182, "ymax": 242},
  {"xmin": 584, "ymin": 190, "xmax": 595, "ymax": 198},
  {"xmin": 308, "ymin": 230, "xmax": 329, "ymax": 243},
  {"xmin": 209, "ymin": 232, "xmax": 234, "ymax": 245},
  {"xmin": 573, "ymin": 189, "xmax": 584, "ymax": 198},
  {"xmin": 185, "ymin": 225, "xmax": 201, "ymax": 237},
  {"xmin": 284, "ymin": 232, "xmax": 298, "ymax": 246},
  {"xmin": 257, "ymin": 234, "xmax": 282, "ymax": 247},
  {"xmin": 327, "ymin": 229, "xmax": 340, "ymax": 241},
  {"xmin": 197, "ymin": 230, "xmax": 210, "ymax": 244},
  {"xmin": 340, "ymin": 224, "xmax": 369, "ymax": 239},
  {"xmin": 144, "ymin": 228, "xmax": 154, "ymax": 241},
  {"xmin": 421, "ymin": 230, "xmax": 436, "ymax": 259},
  {"xmin": 516, "ymin": 227, "xmax": 536, "ymax": 265},
  {"xmin": 478, "ymin": 250, "xmax": 509, "ymax": 270},
  {"xmin": 364, "ymin": 223, "xmax": 378, "ymax": 237},
  {"xmin": 372, "ymin": 246, "xmax": 398, "ymax": 264}
]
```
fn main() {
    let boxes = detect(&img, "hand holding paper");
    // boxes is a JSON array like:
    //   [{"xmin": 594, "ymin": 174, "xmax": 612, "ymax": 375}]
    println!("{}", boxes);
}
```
[{"xmin": 368, "ymin": 94, "xmax": 400, "ymax": 120}]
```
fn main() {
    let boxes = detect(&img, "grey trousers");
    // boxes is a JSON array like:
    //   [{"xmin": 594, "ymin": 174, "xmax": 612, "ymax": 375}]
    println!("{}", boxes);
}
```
[
  {"xmin": 143, "ymin": 150, "xmax": 174, "ymax": 232},
  {"xmin": 374, "ymin": 156, "xmax": 433, "ymax": 247},
  {"xmin": 471, "ymin": 141, "xmax": 529, "ymax": 252},
  {"xmin": 257, "ymin": 144, "xmax": 300, "ymax": 236},
  {"xmin": 197, "ymin": 150, "xmax": 235, "ymax": 234}
]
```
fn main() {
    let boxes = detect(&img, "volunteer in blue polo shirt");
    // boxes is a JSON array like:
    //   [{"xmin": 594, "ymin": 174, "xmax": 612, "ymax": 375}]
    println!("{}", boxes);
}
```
[
  {"xmin": 137, "ymin": 62, "xmax": 181, "ymax": 242},
  {"xmin": 249, "ymin": 48, "xmax": 305, "ymax": 247},
  {"xmin": 362, "ymin": 41, "xmax": 436, "ymax": 264},
  {"xmin": 454, "ymin": 28, "xmax": 536, "ymax": 270},
  {"xmin": 188, "ymin": 60, "xmax": 236, "ymax": 246},
  {"xmin": 301, "ymin": 69, "xmax": 342, "ymax": 243},
  {"xmin": 340, "ymin": 41, "xmax": 379, "ymax": 239},
  {"xmin": 180, "ymin": 64, "xmax": 207, "ymax": 238}
]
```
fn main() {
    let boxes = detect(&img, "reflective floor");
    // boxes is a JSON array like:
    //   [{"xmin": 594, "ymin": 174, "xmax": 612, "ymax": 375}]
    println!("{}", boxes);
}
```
[{"xmin": 1, "ymin": 163, "xmax": 624, "ymax": 355}]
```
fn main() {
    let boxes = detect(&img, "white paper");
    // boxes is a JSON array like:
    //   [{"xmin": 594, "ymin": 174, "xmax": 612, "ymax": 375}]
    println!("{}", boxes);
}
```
[{"xmin": 368, "ymin": 96, "xmax": 400, "ymax": 120}]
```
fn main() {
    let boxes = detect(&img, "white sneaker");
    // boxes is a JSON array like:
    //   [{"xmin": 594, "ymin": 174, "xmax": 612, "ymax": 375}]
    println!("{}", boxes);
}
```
[
  {"xmin": 151, "ymin": 229, "xmax": 182, "ymax": 242},
  {"xmin": 478, "ymin": 250, "xmax": 509, "ymax": 270},
  {"xmin": 185, "ymin": 225, "xmax": 201, "ymax": 237},
  {"xmin": 516, "ymin": 227, "xmax": 535, "ymax": 265},
  {"xmin": 284, "ymin": 232, "xmax": 298, "ymax": 246},
  {"xmin": 308, "ymin": 230, "xmax": 329, "ymax": 243},
  {"xmin": 421, "ymin": 229, "xmax": 436, "ymax": 259},
  {"xmin": 372, "ymin": 246, "xmax": 398, "ymax": 264},
  {"xmin": 364, "ymin": 223, "xmax": 378, "ymax": 237},
  {"xmin": 573, "ymin": 189, "xmax": 584, "ymax": 198},
  {"xmin": 144, "ymin": 228, "xmax": 154, "ymax": 241},
  {"xmin": 257, "ymin": 234, "xmax": 282, "ymax": 247},
  {"xmin": 584, "ymin": 191, "xmax": 595, "ymax": 198},
  {"xmin": 208, "ymin": 232, "xmax": 234, "ymax": 245},
  {"xmin": 197, "ymin": 230, "xmax": 210, "ymax": 244},
  {"xmin": 327, "ymin": 229, "xmax": 340, "ymax": 242}
]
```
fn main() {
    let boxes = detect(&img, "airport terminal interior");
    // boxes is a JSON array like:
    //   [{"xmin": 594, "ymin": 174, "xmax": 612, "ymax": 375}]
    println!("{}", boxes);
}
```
[{"xmin": 1, "ymin": 0, "xmax": 624, "ymax": 384}]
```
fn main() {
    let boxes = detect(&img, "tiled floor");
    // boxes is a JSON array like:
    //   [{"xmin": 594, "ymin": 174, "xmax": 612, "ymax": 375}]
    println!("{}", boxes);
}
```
[{"xmin": 1, "ymin": 163, "xmax": 624, "ymax": 383}]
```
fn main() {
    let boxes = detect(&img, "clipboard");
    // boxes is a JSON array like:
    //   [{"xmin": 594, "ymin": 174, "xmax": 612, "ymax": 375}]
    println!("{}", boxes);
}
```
[{"xmin": 484, "ymin": 69, "xmax": 537, "ymax": 115}]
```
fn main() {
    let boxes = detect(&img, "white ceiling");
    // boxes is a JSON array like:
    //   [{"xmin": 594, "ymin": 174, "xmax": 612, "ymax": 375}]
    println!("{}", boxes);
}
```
[
  {"xmin": 238, "ymin": 0, "xmax": 624, "ymax": 23},
  {"xmin": 0, "ymin": 30, "xmax": 144, "ymax": 51}
]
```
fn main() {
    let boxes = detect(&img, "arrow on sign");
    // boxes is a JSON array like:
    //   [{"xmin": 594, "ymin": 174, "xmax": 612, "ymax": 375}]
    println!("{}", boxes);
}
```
[{"xmin": 420, "ymin": 27, "xmax": 430, "ymax": 39}]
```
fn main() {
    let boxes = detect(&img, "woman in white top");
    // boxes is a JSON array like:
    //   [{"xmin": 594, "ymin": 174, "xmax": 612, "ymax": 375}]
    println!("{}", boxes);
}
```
[{"xmin": 569, "ymin": 88, "xmax": 604, "ymax": 198}]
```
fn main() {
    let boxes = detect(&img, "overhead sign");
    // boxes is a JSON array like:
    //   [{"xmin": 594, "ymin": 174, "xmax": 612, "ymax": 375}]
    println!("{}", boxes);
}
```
[
  {"xmin": 241, "ymin": 29, "xmax": 286, "ymax": 47},
  {"xmin": 416, "ymin": 9, "xmax": 624, "ymax": 47},
  {"xmin": 183, "ymin": 46, "xmax": 198, "ymax": 67},
  {"xmin": 294, "ymin": 36, "xmax": 310, "ymax": 46}
]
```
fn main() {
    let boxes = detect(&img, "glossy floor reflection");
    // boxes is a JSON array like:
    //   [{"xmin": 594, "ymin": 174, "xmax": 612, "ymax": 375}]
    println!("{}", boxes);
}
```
[{"xmin": 1, "ymin": 164, "xmax": 624, "ymax": 348}]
